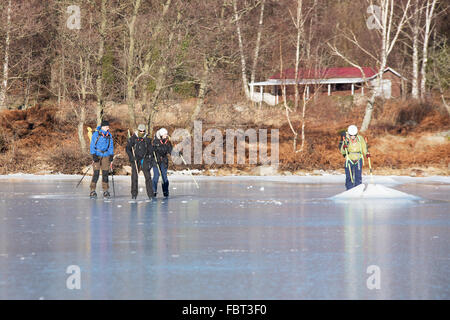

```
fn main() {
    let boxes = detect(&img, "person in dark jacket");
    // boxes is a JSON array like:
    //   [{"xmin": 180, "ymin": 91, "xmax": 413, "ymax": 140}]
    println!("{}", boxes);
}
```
[
  {"xmin": 126, "ymin": 124, "xmax": 154, "ymax": 199},
  {"xmin": 89, "ymin": 120, "xmax": 114, "ymax": 198},
  {"xmin": 152, "ymin": 128, "xmax": 172, "ymax": 197}
]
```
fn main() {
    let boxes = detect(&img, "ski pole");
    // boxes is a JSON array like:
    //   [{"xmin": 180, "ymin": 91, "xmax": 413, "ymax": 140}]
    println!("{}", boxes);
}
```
[
  {"xmin": 76, "ymin": 162, "xmax": 93, "ymax": 188},
  {"xmin": 107, "ymin": 154, "xmax": 119, "ymax": 197},
  {"xmin": 365, "ymin": 136, "xmax": 374, "ymax": 184},
  {"xmin": 180, "ymin": 154, "xmax": 199, "ymax": 189},
  {"xmin": 131, "ymin": 146, "xmax": 139, "ymax": 173},
  {"xmin": 110, "ymin": 160, "xmax": 116, "ymax": 198},
  {"xmin": 367, "ymin": 155, "xmax": 374, "ymax": 184},
  {"xmin": 110, "ymin": 167, "xmax": 116, "ymax": 198}
]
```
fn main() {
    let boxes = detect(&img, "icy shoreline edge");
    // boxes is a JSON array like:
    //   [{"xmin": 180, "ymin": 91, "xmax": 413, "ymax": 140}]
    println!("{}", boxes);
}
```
[{"xmin": 0, "ymin": 173, "xmax": 449, "ymax": 185}]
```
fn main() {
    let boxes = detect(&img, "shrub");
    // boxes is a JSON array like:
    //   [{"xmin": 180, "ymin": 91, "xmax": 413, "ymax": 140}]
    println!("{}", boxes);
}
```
[
  {"xmin": 0, "ymin": 131, "xmax": 7, "ymax": 153},
  {"xmin": 396, "ymin": 101, "xmax": 435, "ymax": 126},
  {"xmin": 49, "ymin": 143, "xmax": 91, "ymax": 174}
]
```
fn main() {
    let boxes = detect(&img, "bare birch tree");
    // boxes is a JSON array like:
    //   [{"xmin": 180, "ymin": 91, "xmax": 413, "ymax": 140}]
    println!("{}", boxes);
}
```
[
  {"xmin": 250, "ymin": 0, "xmax": 266, "ymax": 86},
  {"xmin": 282, "ymin": 0, "xmax": 323, "ymax": 152},
  {"xmin": 292, "ymin": 0, "xmax": 304, "ymax": 112},
  {"xmin": 232, "ymin": 0, "xmax": 250, "ymax": 99},
  {"xmin": 0, "ymin": 0, "xmax": 46, "ymax": 111},
  {"xmin": 330, "ymin": 0, "xmax": 412, "ymax": 132},
  {"xmin": 95, "ymin": 0, "xmax": 107, "ymax": 126},
  {"xmin": 71, "ymin": 55, "xmax": 92, "ymax": 152},
  {"xmin": 124, "ymin": 0, "xmax": 175, "ymax": 131},
  {"xmin": 419, "ymin": 0, "xmax": 438, "ymax": 99},
  {"xmin": 429, "ymin": 37, "xmax": 450, "ymax": 114},
  {"xmin": 0, "ymin": 0, "xmax": 12, "ymax": 110},
  {"xmin": 51, "ymin": 0, "xmax": 100, "ymax": 152},
  {"xmin": 410, "ymin": 0, "xmax": 423, "ymax": 99},
  {"xmin": 184, "ymin": 0, "xmax": 235, "ymax": 133},
  {"xmin": 125, "ymin": 0, "xmax": 142, "ymax": 129},
  {"xmin": 289, "ymin": 0, "xmax": 314, "ymax": 111},
  {"xmin": 139, "ymin": 0, "xmax": 174, "ymax": 134},
  {"xmin": 360, "ymin": 0, "xmax": 412, "ymax": 131},
  {"xmin": 232, "ymin": 0, "xmax": 266, "ymax": 102}
]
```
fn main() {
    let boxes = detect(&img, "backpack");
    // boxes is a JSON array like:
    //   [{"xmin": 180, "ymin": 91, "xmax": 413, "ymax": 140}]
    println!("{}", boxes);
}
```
[
  {"xmin": 133, "ymin": 135, "xmax": 148, "ymax": 159},
  {"xmin": 93, "ymin": 129, "xmax": 112, "ymax": 153}
]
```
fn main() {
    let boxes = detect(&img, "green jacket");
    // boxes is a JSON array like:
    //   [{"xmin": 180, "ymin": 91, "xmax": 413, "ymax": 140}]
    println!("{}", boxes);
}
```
[{"xmin": 340, "ymin": 134, "xmax": 368, "ymax": 163}]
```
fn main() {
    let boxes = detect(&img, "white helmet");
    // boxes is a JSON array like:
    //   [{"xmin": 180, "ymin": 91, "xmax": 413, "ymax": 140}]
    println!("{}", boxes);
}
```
[
  {"xmin": 348, "ymin": 125, "xmax": 358, "ymax": 136},
  {"xmin": 157, "ymin": 128, "xmax": 168, "ymax": 139}
]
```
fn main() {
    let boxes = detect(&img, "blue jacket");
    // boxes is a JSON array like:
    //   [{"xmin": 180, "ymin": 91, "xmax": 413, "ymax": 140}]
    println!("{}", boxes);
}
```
[{"xmin": 90, "ymin": 126, "xmax": 114, "ymax": 157}]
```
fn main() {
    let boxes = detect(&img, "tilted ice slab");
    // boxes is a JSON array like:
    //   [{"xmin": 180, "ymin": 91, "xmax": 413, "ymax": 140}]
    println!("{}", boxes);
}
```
[{"xmin": 331, "ymin": 183, "xmax": 420, "ymax": 200}]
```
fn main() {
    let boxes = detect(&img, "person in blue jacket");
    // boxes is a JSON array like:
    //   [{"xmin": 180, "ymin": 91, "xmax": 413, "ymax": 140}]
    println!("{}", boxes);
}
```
[{"xmin": 89, "ymin": 120, "xmax": 114, "ymax": 198}]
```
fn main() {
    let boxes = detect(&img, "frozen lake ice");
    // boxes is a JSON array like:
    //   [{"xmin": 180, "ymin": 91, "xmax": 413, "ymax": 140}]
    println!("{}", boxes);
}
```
[{"xmin": 0, "ymin": 174, "xmax": 449, "ymax": 299}]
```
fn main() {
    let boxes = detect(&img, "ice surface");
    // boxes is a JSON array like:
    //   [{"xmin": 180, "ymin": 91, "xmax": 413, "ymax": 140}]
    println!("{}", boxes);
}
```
[
  {"xmin": 0, "ymin": 175, "xmax": 449, "ymax": 299},
  {"xmin": 331, "ymin": 184, "xmax": 421, "ymax": 200}
]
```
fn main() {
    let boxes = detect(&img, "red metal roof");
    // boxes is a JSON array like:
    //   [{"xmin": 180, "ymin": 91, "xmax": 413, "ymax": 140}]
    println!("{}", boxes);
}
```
[{"xmin": 270, "ymin": 67, "xmax": 378, "ymax": 80}]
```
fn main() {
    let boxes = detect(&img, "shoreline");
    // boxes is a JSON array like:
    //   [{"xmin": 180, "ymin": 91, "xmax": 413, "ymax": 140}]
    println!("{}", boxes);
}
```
[
  {"xmin": 0, "ymin": 165, "xmax": 448, "ymax": 178},
  {"xmin": 1, "ymin": 172, "xmax": 449, "ymax": 185}
]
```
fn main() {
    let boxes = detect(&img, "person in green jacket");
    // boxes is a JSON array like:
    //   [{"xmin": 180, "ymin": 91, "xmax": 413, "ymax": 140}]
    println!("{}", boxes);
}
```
[{"xmin": 339, "ymin": 125, "xmax": 370, "ymax": 190}]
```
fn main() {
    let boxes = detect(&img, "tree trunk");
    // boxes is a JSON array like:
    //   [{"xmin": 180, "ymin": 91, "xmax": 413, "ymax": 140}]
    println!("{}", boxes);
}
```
[
  {"xmin": 250, "ymin": 0, "xmax": 265, "ymax": 85},
  {"xmin": 57, "ymin": 56, "xmax": 63, "ymax": 106},
  {"xmin": 361, "ymin": 50, "xmax": 387, "ymax": 132},
  {"xmin": 23, "ymin": 51, "xmax": 32, "ymax": 109},
  {"xmin": 126, "ymin": 0, "xmax": 142, "ymax": 129},
  {"xmin": 0, "ymin": 0, "xmax": 12, "ymax": 110},
  {"xmin": 361, "ymin": 59, "xmax": 386, "ymax": 132},
  {"xmin": 78, "ymin": 106, "xmax": 87, "ymax": 153},
  {"xmin": 420, "ymin": 0, "xmax": 437, "ymax": 100},
  {"xmin": 127, "ymin": 85, "xmax": 136, "ymax": 128},
  {"xmin": 96, "ymin": 0, "xmax": 107, "ymax": 126},
  {"xmin": 188, "ymin": 58, "xmax": 209, "ymax": 133},
  {"xmin": 144, "ymin": 1, "xmax": 176, "ymax": 133},
  {"xmin": 148, "ymin": 106, "xmax": 158, "ymax": 139},
  {"xmin": 411, "ymin": 0, "xmax": 421, "ymax": 100},
  {"xmin": 294, "ymin": 0, "xmax": 303, "ymax": 111},
  {"xmin": 146, "ymin": 64, "xmax": 166, "ymax": 135},
  {"xmin": 306, "ymin": 0, "xmax": 317, "ymax": 60},
  {"xmin": 233, "ymin": 0, "xmax": 250, "ymax": 99},
  {"xmin": 299, "ymin": 91, "xmax": 307, "ymax": 152},
  {"xmin": 361, "ymin": 0, "xmax": 410, "ymax": 132},
  {"xmin": 440, "ymin": 93, "xmax": 450, "ymax": 115},
  {"xmin": 153, "ymin": 0, "xmax": 172, "ymax": 39},
  {"xmin": 61, "ymin": 50, "xmax": 67, "ymax": 104},
  {"xmin": 420, "ymin": 36, "xmax": 429, "ymax": 99},
  {"xmin": 77, "ymin": 55, "xmax": 89, "ymax": 153}
]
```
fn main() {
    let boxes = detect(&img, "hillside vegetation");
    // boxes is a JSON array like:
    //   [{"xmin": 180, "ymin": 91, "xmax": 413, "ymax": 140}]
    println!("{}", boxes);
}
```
[
  {"xmin": 0, "ymin": 0, "xmax": 448, "ymax": 176},
  {"xmin": 1, "ymin": 95, "xmax": 448, "ymax": 176}
]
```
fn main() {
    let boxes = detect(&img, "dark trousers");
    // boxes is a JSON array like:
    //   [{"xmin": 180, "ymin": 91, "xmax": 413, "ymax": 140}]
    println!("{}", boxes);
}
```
[
  {"xmin": 90, "ymin": 157, "xmax": 110, "ymax": 191},
  {"xmin": 345, "ymin": 158, "xmax": 363, "ymax": 190},
  {"xmin": 152, "ymin": 162, "xmax": 169, "ymax": 195},
  {"xmin": 131, "ymin": 158, "xmax": 153, "ymax": 198}
]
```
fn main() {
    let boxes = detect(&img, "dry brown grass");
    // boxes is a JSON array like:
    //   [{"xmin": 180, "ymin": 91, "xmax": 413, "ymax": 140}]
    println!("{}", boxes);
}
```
[{"xmin": 0, "ymin": 98, "xmax": 449, "ymax": 175}]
